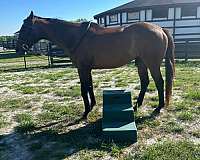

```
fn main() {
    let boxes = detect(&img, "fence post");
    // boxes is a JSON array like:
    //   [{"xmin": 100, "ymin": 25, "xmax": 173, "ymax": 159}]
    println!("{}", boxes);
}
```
[
  {"xmin": 24, "ymin": 53, "xmax": 27, "ymax": 69},
  {"xmin": 185, "ymin": 40, "xmax": 189, "ymax": 62}
]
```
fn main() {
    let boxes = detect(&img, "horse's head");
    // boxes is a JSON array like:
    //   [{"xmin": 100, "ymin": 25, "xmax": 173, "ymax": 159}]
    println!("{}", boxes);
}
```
[{"xmin": 16, "ymin": 11, "xmax": 36, "ymax": 55}]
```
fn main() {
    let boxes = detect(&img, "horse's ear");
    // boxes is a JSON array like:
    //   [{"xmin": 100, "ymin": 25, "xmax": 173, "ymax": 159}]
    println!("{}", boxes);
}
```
[{"xmin": 29, "ymin": 11, "xmax": 34, "ymax": 19}]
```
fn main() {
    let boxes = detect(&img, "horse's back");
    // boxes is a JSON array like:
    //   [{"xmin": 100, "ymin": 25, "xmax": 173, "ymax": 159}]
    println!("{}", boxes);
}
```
[
  {"xmin": 90, "ymin": 23, "xmax": 125, "ymax": 35},
  {"xmin": 90, "ymin": 22, "xmax": 163, "ymax": 35}
]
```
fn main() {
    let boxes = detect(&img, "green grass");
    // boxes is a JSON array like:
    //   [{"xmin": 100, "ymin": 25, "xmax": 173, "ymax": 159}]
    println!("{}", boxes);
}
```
[
  {"xmin": 13, "ymin": 85, "xmax": 50, "ymax": 94},
  {"xmin": 147, "ymin": 82, "xmax": 156, "ymax": 92},
  {"xmin": 0, "ymin": 114, "xmax": 9, "ymax": 129},
  {"xmin": 142, "ymin": 119, "xmax": 161, "ymax": 129},
  {"xmin": 131, "ymin": 140, "xmax": 200, "ymax": 160},
  {"xmin": 36, "ymin": 101, "xmax": 83, "ymax": 125},
  {"xmin": 0, "ymin": 58, "xmax": 200, "ymax": 160},
  {"xmin": 110, "ymin": 144, "xmax": 123, "ymax": 158},
  {"xmin": 191, "ymin": 130, "xmax": 200, "ymax": 138},
  {"xmin": 185, "ymin": 88, "xmax": 200, "ymax": 100},
  {"xmin": 38, "ymin": 71, "xmax": 68, "ymax": 81},
  {"xmin": 174, "ymin": 100, "xmax": 196, "ymax": 111},
  {"xmin": 177, "ymin": 111, "xmax": 194, "ymax": 121},
  {"xmin": 161, "ymin": 121, "xmax": 184, "ymax": 134},
  {"xmin": 15, "ymin": 113, "xmax": 36, "ymax": 132},
  {"xmin": 54, "ymin": 85, "xmax": 80, "ymax": 97},
  {"xmin": 0, "ymin": 98, "xmax": 31, "ymax": 110}
]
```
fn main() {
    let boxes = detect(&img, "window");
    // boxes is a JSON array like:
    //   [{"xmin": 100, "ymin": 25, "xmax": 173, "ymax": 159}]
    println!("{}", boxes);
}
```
[
  {"xmin": 181, "ymin": 6, "xmax": 197, "ymax": 17},
  {"xmin": 100, "ymin": 17, "xmax": 104, "ymax": 24},
  {"xmin": 127, "ymin": 12, "xmax": 139, "ymax": 20},
  {"xmin": 153, "ymin": 8, "xmax": 168, "ymax": 19},
  {"xmin": 109, "ymin": 14, "xmax": 118, "ymax": 23}
]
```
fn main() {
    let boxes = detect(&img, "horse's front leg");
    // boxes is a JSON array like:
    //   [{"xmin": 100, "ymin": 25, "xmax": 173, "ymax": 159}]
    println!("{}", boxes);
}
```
[{"xmin": 78, "ymin": 67, "xmax": 94, "ymax": 119}]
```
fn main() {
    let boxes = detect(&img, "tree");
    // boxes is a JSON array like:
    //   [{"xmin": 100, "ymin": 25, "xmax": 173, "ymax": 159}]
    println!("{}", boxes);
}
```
[
  {"xmin": 74, "ymin": 18, "xmax": 88, "ymax": 23},
  {"xmin": 0, "ymin": 36, "xmax": 15, "ymax": 42}
]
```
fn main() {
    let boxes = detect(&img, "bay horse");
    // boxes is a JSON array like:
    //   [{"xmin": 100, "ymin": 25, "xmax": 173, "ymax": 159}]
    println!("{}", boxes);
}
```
[{"xmin": 16, "ymin": 11, "xmax": 175, "ymax": 119}]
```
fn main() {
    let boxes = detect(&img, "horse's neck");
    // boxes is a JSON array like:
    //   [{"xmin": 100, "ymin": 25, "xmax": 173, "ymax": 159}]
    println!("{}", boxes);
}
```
[{"xmin": 35, "ymin": 19, "xmax": 80, "ymax": 51}]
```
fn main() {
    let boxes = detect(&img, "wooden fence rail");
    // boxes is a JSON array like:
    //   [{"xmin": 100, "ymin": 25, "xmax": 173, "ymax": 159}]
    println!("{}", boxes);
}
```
[{"xmin": 175, "ymin": 38, "xmax": 200, "ymax": 61}]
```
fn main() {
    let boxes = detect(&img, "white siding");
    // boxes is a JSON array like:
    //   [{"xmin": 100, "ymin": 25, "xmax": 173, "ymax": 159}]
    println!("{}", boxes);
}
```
[
  {"xmin": 175, "ymin": 27, "xmax": 200, "ymax": 34},
  {"xmin": 182, "ymin": 16, "xmax": 196, "ymax": 19},
  {"xmin": 100, "ymin": 6, "xmax": 200, "ymax": 41},
  {"xmin": 175, "ymin": 35, "xmax": 200, "ymax": 39},
  {"xmin": 106, "ymin": 15, "xmax": 110, "ymax": 25},
  {"xmin": 152, "ymin": 21, "xmax": 174, "ymax": 28},
  {"xmin": 106, "ymin": 25, "xmax": 121, "ymax": 28},
  {"xmin": 146, "ymin": 9, "xmax": 152, "ymax": 21},
  {"xmin": 153, "ymin": 18, "xmax": 167, "ymax": 21},
  {"xmin": 128, "ymin": 12, "xmax": 139, "ymax": 20},
  {"xmin": 176, "ymin": 19, "xmax": 200, "ymax": 26},
  {"xmin": 118, "ymin": 13, "xmax": 121, "ymax": 23},
  {"xmin": 122, "ymin": 12, "xmax": 127, "ymax": 23},
  {"xmin": 168, "ymin": 8, "xmax": 174, "ymax": 19},
  {"xmin": 140, "ymin": 10, "xmax": 145, "ymax": 21},
  {"xmin": 197, "ymin": 6, "xmax": 200, "ymax": 18},
  {"xmin": 127, "ymin": 19, "xmax": 140, "ymax": 23},
  {"xmin": 176, "ymin": 8, "xmax": 181, "ymax": 19},
  {"xmin": 109, "ymin": 14, "xmax": 118, "ymax": 24}
]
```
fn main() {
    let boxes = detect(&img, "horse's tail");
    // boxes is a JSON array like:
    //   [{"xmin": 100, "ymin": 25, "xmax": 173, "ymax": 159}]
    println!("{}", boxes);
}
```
[{"xmin": 163, "ymin": 28, "xmax": 175, "ymax": 106}]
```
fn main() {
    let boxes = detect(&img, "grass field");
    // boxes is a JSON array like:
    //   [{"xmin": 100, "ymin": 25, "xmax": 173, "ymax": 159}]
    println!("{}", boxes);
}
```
[{"xmin": 0, "ymin": 56, "xmax": 199, "ymax": 160}]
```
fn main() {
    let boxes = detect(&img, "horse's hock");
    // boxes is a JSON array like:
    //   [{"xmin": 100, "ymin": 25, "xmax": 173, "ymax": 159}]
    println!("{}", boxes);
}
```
[{"xmin": 102, "ymin": 89, "xmax": 137, "ymax": 143}]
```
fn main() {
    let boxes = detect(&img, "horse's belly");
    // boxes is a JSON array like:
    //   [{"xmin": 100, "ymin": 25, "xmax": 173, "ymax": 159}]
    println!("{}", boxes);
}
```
[
  {"xmin": 93, "ymin": 52, "xmax": 134, "ymax": 69},
  {"xmin": 89, "ymin": 34, "xmax": 137, "ymax": 69}
]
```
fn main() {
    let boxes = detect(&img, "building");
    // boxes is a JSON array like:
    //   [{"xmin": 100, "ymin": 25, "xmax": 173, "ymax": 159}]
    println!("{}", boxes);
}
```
[{"xmin": 94, "ymin": 0, "xmax": 200, "ymax": 59}]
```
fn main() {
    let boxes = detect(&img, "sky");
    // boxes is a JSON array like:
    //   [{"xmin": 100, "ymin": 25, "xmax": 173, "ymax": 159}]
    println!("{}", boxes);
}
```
[{"xmin": 0, "ymin": 0, "xmax": 131, "ymax": 36}]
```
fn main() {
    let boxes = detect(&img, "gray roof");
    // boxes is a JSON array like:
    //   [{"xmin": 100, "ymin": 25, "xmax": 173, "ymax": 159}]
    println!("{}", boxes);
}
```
[{"xmin": 94, "ymin": 0, "xmax": 200, "ymax": 18}]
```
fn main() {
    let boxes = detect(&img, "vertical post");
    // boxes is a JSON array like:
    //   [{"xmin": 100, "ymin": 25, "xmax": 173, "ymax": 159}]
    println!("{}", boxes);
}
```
[
  {"xmin": 120, "ymin": 13, "xmax": 122, "ymax": 26},
  {"xmin": 48, "ymin": 43, "xmax": 53, "ymax": 67},
  {"xmin": 39, "ymin": 41, "xmax": 41, "ymax": 52},
  {"xmin": 173, "ymin": 8, "xmax": 176, "ymax": 39},
  {"xmin": 104, "ymin": 16, "xmax": 107, "ymax": 27},
  {"xmin": 6, "ymin": 41, "xmax": 9, "ymax": 49},
  {"xmin": 185, "ymin": 40, "xmax": 189, "ymax": 62},
  {"xmin": 48, "ymin": 55, "xmax": 51, "ymax": 67},
  {"xmin": 24, "ymin": 54, "xmax": 27, "ymax": 69}
]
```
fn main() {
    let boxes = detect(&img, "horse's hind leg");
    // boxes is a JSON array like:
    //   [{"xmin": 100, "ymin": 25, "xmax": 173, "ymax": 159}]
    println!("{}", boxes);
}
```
[
  {"xmin": 134, "ymin": 58, "xmax": 149, "ymax": 111},
  {"xmin": 149, "ymin": 67, "xmax": 164, "ymax": 112},
  {"xmin": 88, "ymin": 71, "xmax": 96, "ymax": 109}
]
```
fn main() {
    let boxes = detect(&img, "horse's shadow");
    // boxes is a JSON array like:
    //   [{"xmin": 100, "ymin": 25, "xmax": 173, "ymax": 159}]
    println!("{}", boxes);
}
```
[
  {"xmin": 0, "ymin": 111, "xmax": 160, "ymax": 160},
  {"xmin": 0, "ymin": 118, "xmax": 132, "ymax": 160},
  {"xmin": 135, "ymin": 109, "xmax": 160, "ymax": 125}
]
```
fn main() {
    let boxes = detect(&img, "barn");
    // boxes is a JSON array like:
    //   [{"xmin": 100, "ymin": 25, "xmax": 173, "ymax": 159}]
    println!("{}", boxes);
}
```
[{"xmin": 94, "ymin": 0, "xmax": 200, "ymax": 59}]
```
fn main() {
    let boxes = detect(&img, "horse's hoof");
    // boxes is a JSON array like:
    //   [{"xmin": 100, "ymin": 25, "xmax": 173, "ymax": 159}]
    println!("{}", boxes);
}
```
[
  {"xmin": 153, "ymin": 107, "xmax": 161, "ymax": 114},
  {"xmin": 133, "ymin": 106, "xmax": 137, "ymax": 112},
  {"xmin": 81, "ymin": 112, "xmax": 89, "ymax": 120}
]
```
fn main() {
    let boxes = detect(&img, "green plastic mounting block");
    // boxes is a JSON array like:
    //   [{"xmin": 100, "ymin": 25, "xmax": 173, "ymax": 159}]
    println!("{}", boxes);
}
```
[{"xmin": 102, "ymin": 88, "xmax": 137, "ymax": 143}]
